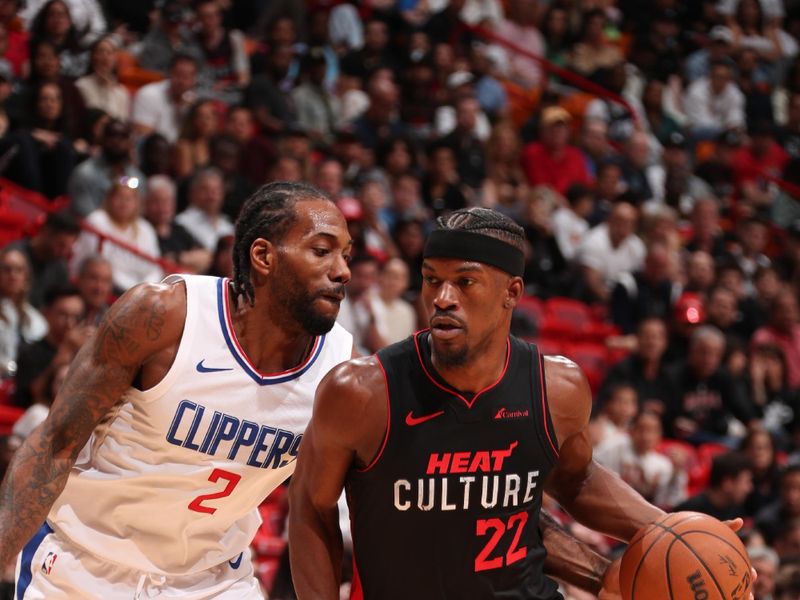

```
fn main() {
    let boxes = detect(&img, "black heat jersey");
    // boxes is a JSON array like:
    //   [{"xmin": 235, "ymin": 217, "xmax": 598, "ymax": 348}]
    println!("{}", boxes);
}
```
[{"xmin": 346, "ymin": 331, "xmax": 562, "ymax": 600}]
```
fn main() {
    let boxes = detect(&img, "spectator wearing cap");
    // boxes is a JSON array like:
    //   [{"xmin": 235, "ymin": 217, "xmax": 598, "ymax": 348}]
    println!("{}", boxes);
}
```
[
  {"xmin": 686, "ymin": 26, "xmax": 736, "ymax": 83},
  {"xmin": 751, "ymin": 290, "xmax": 800, "ymax": 390},
  {"xmin": 13, "ymin": 284, "xmax": 85, "ymax": 408},
  {"xmin": 74, "ymin": 35, "xmax": 129, "ymax": 121},
  {"xmin": 684, "ymin": 59, "xmax": 746, "ymax": 139},
  {"xmin": 193, "ymin": 0, "xmax": 249, "ymax": 104},
  {"xmin": 732, "ymin": 121, "xmax": 789, "ymax": 209},
  {"xmin": 552, "ymin": 184, "xmax": 592, "ymax": 262},
  {"xmin": 673, "ymin": 451, "xmax": 753, "ymax": 522},
  {"xmin": 600, "ymin": 317, "xmax": 675, "ymax": 413},
  {"xmin": 576, "ymin": 201, "xmax": 645, "ymax": 303},
  {"xmin": 664, "ymin": 325, "xmax": 756, "ymax": 444},
  {"xmin": 135, "ymin": 1, "xmax": 203, "ymax": 74},
  {"xmin": 7, "ymin": 211, "xmax": 79, "ymax": 308},
  {"xmin": 292, "ymin": 47, "xmax": 341, "ymax": 147},
  {"xmin": 143, "ymin": 175, "xmax": 210, "ymax": 275},
  {"xmin": 520, "ymin": 106, "xmax": 592, "ymax": 196},
  {"xmin": 174, "ymin": 167, "xmax": 233, "ymax": 253},
  {"xmin": 71, "ymin": 179, "xmax": 163, "ymax": 292},
  {"xmin": 68, "ymin": 118, "xmax": 143, "ymax": 217},
  {"xmin": 611, "ymin": 242, "xmax": 681, "ymax": 335},
  {"xmin": 244, "ymin": 43, "xmax": 297, "ymax": 136},
  {"xmin": 132, "ymin": 54, "xmax": 199, "ymax": 144}
]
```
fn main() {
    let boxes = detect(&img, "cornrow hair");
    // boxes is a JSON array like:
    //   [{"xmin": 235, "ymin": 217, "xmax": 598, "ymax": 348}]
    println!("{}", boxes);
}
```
[
  {"xmin": 435, "ymin": 207, "xmax": 526, "ymax": 253},
  {"xmin": 231, "ymin": 181, "xmax": 332, "ymax": 305}
]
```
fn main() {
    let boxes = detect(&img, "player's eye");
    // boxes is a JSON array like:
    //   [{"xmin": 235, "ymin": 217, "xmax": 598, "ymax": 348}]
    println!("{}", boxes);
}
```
[
  {"xmin": 459, "ymin": 278, "xmax": 475, "ymax": 287},
  {"xmin": 423, "ymin": 275, "xmax": 440, "ymax": 286},
  {"xmin": 312, "ymin": 248, "xmax": 331, "ymax": 257}
]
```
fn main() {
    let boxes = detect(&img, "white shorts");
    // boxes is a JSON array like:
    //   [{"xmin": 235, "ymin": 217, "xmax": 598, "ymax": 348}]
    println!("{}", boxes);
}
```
[{"xmin": 15, "ymin": 523, "xmax": 264, "ymax": 600}]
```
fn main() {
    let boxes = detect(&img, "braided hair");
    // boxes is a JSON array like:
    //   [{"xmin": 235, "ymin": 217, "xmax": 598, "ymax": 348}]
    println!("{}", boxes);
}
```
[
  {"xmin": 435, "ymin": 207, "xmax": 526, "ymax": 254},
  {"xmin": 231, "ymin": 181, "xmax": 332, "ymax": 305}
]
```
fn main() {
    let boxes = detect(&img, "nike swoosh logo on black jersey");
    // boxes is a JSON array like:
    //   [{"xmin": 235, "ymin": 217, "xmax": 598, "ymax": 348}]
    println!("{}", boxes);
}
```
[
  {"xmin": 405, "ymin": 410, "xmax": 445, "ymax": 426},
  {"xmin": 196, "ymin": 360, "xmax": 234, "ymax": 373}
]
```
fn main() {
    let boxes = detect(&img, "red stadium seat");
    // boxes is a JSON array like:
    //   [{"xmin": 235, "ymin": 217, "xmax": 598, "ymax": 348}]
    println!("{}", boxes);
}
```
[
  {"xmin": 516, "ymin": 295, "xmax": 545, "ymax": 324},
  {"xmin": 0, "ymin": 404, "xmax": 24, "ymax": 435},
  {"xmin": 545, "ymin": 297, "xmax": 593, "ymax": 328},
  {"xmin": 561, "ymin": 342, "xmax": 608, "ymax": 392}
]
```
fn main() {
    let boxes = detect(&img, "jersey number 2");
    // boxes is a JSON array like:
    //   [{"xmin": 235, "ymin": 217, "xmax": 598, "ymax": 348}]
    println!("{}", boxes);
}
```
[
  {"xmin": 188, "ymin": 469, "xmax": 241, "ymax": 514},
  {"xmin": 474, "ymin": 511, "xmax": 528, "ymax": 572}
]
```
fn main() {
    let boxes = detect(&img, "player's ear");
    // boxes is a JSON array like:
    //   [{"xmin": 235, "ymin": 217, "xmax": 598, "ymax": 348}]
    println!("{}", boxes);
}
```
[
  {"xmin": 250, "ymin": 238, "xmax": 276, "ymax": 279},
  {"xmin": 504, "ymin": 276, "xmax": 524, "ymax": 310}
]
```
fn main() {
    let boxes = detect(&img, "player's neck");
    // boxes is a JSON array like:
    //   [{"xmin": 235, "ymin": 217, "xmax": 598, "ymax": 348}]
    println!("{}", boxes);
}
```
[
  {"xmin": 430, "ymin": 337, "xmax": 509, "ymax": 395},
  {"xmin": 229, "ymin": 292, "xmax": 316, "ymax": 374}
]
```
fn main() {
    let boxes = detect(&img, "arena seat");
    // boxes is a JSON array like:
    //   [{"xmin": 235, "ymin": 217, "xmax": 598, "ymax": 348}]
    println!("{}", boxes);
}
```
[
  {"xmin": 561, "ymin": 341, "xmax": 608, "ymax": 392},
  {"xmin": 0, "ymin": 404, "xmax": 24, "ymax": 435}
]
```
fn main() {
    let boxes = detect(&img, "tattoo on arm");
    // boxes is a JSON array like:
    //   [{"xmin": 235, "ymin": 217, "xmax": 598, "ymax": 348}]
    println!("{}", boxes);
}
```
[{"xmin": 0, "ymin": 287, "xmax": 172, "ymax": 567}]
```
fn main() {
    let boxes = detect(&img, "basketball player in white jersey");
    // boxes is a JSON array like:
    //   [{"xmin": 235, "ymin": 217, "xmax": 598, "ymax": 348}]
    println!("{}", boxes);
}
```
[{"xmin": 0, "ymin": 182, "xmax": 355, "ymax": 598}]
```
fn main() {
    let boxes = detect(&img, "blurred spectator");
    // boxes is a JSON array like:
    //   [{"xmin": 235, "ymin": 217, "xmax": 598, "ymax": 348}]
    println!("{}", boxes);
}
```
[
  {"xmin": 750, "ymin": 343, "xmax": 800, "ymax": 447},
  {"xmin": 664, "ymin": 325, "xmax": 756, "ymax": 443},
  {"xmin": 774, "ymin": 564, "xmax": 800, "ymax": 599},
  {"xmin": 74, "ymin": 254, "xmax": 111, "ymax": 326},
  {"xmin": 733, "ymin": 122, "xmax": 789, "ymax": 210},
  {"xmin": 521, "ymin": 106, "xmax": 592, "ymax": 195},
  {"xmin": 674, "ymin": 451, "xmax": 753, "ymax": 521},
  {"xmin": 71, "ymin": 178, "xmax": 163, "ymax": 291},
  {"xmin": 641, "ymin": 80, "xmax": 683, "ymax": 147},
  {"xmin": 292, "ymin": 47, "xmax": 341, "ymax": 147},
  {"xmin": 584, "ymin": 62, "xmax": 646, "ymax": 144},
  {"xmin": 209, "ymin": 234, "xmax": 233, "ymax": 279},
  {"xmin": 174, "ymin": 167, "xmax": 233, "ymax": 252},
  {"xmin": 225, "ymin": 105, "xmax": 275, "ymax": 187},
  {"xmin": 705, "ymin": 285, "xmax": 749, "ymax": 344},
  {"xmin": 629, "ymin": 8, "xmax": 687, "ymax": 79},
  {"xmin": 579, "ymin": 119, "xmax": 616, "ymax": 181},
  {"xmin": 590, "ymin": 382, "xmax": 639, "ymax": 448},
  {"xmin": 372, "ymin": 258, "xmax": 416, "ymax": 345},
  {"xmin": 29, "ymin": 0, "xmax": 89, "ymax": 78},
  {"xmin": 0, "ymin": 248, "xmax": 47, "ymax": 379},
  {"xmin": 441, "ymin": 95, "xmax": 486, "ymax": 191},
  {"xmin": 618, "ymin": 131, "xmax": 655, "ymax": 204},
  {"xmin": 493, "ymin": 0, "xmax": 545, "ymax": 88},
  {"xmin": 552, "ymin": 183, "xmax": 592, "ymax": 262},
  {"xmin": 193, "ymin": 0, "xmax": 249, "ymax": 103},
  {"xmin": 751, "ymin": 289, "xmax": 800, "ymax": 390},
  {"xmin": 741, "ymin": 427, "xmax": 783, "ymax": 516},
  {"xmin": 611, "ymin": 242, "xmax": 680, "ymax": 334},
  {"xmin": 13, "ymin": 284, "xmax": 84, "ymax": 408},
  {"xmin": 352, "ymin": 74, "xmax": 406, "ymax": 150},
  {"xmin": 685, "ymin": 197, "xmax": 727, "ymax": 258},
  {"xmin": 210, "ymin": 133, "xmax": 253, "ymax": 221},
  {"xmin": 648, "ymin": 132, "xmax": 714, "ymax": 213},
  {"xmin": 684, "ymin": 59, "xmax": 746, "ymax": 138},
  {"xmin": 244, "ymin": 43, "xmax": 297, "ymax": 136},
  {"xmin": 314, "ymin": 157, "xmax": 346, "ymax": 202},
  {"xmin": 135, "ymin": 1, "xmax": 202, "ymax": 74},
  {"xmin": 7, "ymin": 210, "xmax": 79, "ymax": 307},
  {"xmin": 139, "ymin": 132, "xmax": 173, "ymax": 178},
  {"xmin": 143, "ymin": 174, "xmax": 210, "ymax": 275},
  {"xmin": 388, "ymin": 174, "xmax": 428, "ymax": 226},
  {"xmin": 422, "ymin": 141, "xmax": 467, "ymax": 217},
  {"xmin": 22, "ymin": 0, "xmax": 105, "ymax": 46},
  {"xmin": 694, "ymin": 129, "xmax": 741, "ymax": 203},
  {"xmin": 684, "ymin": 250, "xmax": 717, "ymax": 296},
  {"xmin": 131, "ymin": 53, "xmax": 199, "ymax": 143},
  {"xmin": 686, "ymin": 26, "xmax": 736, "ymax": 83},
  {"xmin": 568, "ymin": 9, "xmax": 624, "ymax": 78},
  {"xmin": 728, "ymin": 217, "xmax": 772, "ymax": 288},
  {"xmin": 393, "ymin": 218, "xmax": 426, "ymax": 296},
  {"xmin": 470, "ymin": 42, "xmax": 508, "ymax": 120},
  {"xmin": 595, "ymin": 409, "xmax": 687, "ymax": 508},
  {"xmin": 435, "ymin": 71, "xmax": 491, "ymax": 142},
  {"xmin": 68, "ymin": 118, "xmax": 142, "ymax": 216},
  {"xmin": 522, "ymin": 186, "xmax": 568, "ymax": 298},
  {"xmin": 480, "ymin": 122, "xmax": 528, "ymax": 219},
  {"xmin": 576, "ymin": 201, "xmax": 645, "ymax": 303},
  {"xmin": 730, "ymin": 0, "xmax": 797, "ymax": 65},
  {"xmin": 10, "ymin": 358, "xmax": 69, "ymax": 447},
  {"xmin": 74, "ymin": 34, "xmax": 128, "ymax": 120},
  {"xmin": 340, "ymin": 17, "xmax": 395, "ymax": 83},
  {"xmin": 601, "ymin": 317, "xmax": 675, "ymax": 412},
  {"xmin": 337, "ymin": 253, "xmax": 384, "ymax": 354},
  {"xmin": 749, "ymin": 546, "xmax": 779, "ymax": 600},
  {"xmin": 756, "ymin": 463, "xmax": 800, "ymax": 545},
  {"xmin": 174, "ymin": 98, "xmax": 218, "ymax": 179}
]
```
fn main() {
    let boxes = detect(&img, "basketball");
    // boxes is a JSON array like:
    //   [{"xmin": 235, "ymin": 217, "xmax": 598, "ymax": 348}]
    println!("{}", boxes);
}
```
[{"xmin": 619, "ymin": 512, "xmax": 752, "ymax": 600}]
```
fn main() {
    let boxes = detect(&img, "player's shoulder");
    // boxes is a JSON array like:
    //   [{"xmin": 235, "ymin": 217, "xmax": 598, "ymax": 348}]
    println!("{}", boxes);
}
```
[
  {"xmin": 320, "ymin": 355, "xmax": 385, "ymax": 399},
  {"xmin": 542, "ymin": 354, "xmax": 592, "ymax": 440}
]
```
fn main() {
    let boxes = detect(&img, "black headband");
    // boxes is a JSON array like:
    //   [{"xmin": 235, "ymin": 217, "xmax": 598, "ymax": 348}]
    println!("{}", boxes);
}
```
[{"xmin": 423, "ymin": 229, "xmax": 525, "ymax": 277}]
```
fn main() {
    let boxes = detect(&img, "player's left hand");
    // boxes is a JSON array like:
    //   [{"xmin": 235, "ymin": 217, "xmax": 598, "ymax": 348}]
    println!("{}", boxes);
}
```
[{"xmin": 599, "ymin": 519, "xmax": 757, "ymax": 600}]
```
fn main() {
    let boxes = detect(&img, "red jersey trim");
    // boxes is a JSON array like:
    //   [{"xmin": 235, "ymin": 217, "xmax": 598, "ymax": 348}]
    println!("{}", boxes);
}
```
[
  {"xmin": 356, "ymin": 356, "xmax": 391, "ymax": 472},
  {"xmin": 538, "ymin": 352, "xmax": 560, "ymax": 459},
  {"xmin": 413, "ymin": 330, "xmax": 511, "ymax": 409}
]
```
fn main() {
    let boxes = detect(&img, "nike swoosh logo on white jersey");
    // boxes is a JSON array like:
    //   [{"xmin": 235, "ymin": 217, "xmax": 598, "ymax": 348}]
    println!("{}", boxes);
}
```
[{"xmin": 196, "ymin": 360, "xmax": 234, "ymax": 373}]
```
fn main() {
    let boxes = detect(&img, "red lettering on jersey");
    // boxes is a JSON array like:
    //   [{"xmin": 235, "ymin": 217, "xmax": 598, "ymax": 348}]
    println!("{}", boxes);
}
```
[
  {"xmin": 451, "ymin": 452, "xmax": 470, "ymax": 473},
  {"xmin": 427, "ymin": 452, "xmax": 451, "ymax": 475},
  {"xmin": 491, "ymin": 441, "xmax": 519, "ymax": 471},
  {"xmin": 468, "ymin": 452, "xmax": 492, "ymax": 473}
]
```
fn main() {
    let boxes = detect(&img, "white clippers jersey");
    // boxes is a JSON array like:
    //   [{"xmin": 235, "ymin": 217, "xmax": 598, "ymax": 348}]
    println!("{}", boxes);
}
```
[{"xmin": 48, "ymin": 275, "xmax": 353, "ymax": 575}]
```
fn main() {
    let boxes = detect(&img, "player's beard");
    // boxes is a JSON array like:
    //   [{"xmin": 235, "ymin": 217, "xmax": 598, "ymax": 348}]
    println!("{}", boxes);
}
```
[{"xmin": 271, "ymin": 271, "xmax": 342, "ymax": 336}]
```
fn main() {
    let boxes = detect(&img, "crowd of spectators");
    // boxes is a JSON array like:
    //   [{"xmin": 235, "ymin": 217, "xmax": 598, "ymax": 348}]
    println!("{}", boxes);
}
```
[{"xmin": 0, "ymin": 0, "xmax": 800, "ymax": 598}]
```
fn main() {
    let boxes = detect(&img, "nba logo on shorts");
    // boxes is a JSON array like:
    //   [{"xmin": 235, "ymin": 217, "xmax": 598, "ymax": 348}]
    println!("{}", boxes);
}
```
[{"xmin": 41, "ymin": 552, "xmax": 57, "ymax": 575}]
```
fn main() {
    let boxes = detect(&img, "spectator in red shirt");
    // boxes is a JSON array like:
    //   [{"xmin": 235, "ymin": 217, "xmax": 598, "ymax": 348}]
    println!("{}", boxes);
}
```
[
  {"xmin": 521, "ymin": 106, "xmax": 592, "ymax": 195},
  {"xmin": 751, "ymin": 289, "xmax": 800, "ymax": 390},
  {"xmin": 732, "ymin": 121, "xmax": 789, "ymax": 210}
]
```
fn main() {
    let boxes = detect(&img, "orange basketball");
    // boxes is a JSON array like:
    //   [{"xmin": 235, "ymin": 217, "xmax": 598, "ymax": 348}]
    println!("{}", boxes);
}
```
[{"xmin": 619, "ymin": 512, "xmax": 752, "ymax": 600}]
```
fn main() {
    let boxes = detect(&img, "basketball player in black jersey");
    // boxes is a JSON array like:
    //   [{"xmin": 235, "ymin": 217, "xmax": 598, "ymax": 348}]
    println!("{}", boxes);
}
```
[{"xmin": 288, "ymin": 207, "xmax": 752, "ymax": 600}]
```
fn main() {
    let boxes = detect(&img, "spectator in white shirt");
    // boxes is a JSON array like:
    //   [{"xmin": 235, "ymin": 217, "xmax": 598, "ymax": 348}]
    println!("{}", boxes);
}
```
[
  {"xmin": 552, "ymin": 183, "xmax": 593, "ymax": 262},
  {"xmin": 684, "ymin": 59, "xmax": 746, "ymax": 139},
  {"xmin": 576, "ymin": 201, "xmax": 646, "ymax": 302},
  {"xmin": 71, "ymin": 178, "xmax": 163, "ymax": 291},
  {"xmin": 131, "ymin": 54, "xmax": 199, "ymax": 143},
  {"xmin": 75, "ymin": 35, "xmax": 130, "ymax": 121},
  {"xmin": 595, "ymin": 410, "xmax": 688, "ymax": 509},
  {"xmin": 372, "ymin": 258, "xmax": 417, "ymax": 345},
  {"xmin": 174, "ymin": 167, "xmax": 234, "ymax": 252}
]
